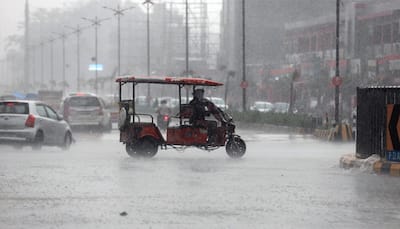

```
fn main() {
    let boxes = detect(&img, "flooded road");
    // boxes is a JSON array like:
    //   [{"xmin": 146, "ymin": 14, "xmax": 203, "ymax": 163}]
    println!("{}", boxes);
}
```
[{"xmin": 0, "ymin": 129, "xmax": 399, "ymax": 228}]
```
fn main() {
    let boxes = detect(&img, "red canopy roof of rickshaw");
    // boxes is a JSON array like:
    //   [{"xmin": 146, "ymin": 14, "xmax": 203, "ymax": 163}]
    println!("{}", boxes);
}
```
[{"xmin": 115, "ymin": 75, "xmax": 223, "ymax": 86}]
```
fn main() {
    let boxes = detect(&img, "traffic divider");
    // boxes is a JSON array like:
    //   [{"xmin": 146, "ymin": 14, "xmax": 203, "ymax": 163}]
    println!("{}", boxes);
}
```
[{"xmin": 373, "ymin": 161, "xmax": 400, "ymax": 176}]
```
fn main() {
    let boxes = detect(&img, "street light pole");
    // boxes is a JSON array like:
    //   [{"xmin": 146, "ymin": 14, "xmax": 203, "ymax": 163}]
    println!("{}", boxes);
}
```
[
  {"xmin": 82, "ymin": 16, "xmax": 110, "ymax": 95},
  {"xmin": 48, "ymin": 38, "xmax": 55, "ymax": 85},
  {"xmin": 242, "ymin": 0, "xmax": 247, "ymax": 112},
  {"xmin": 65, "ymin": 24, "xmax": 88, "ymax": 91},
  {"xmin": 40, "ymin": 41, "xmax": 44, "ymax": 88},
  {"xmin": 335, "ymin": 0, "xmax": 340, "ymax": 125},
  {"xmin": 103, "ymin": 4, "xmax": 135, "ymax": 77},
  {"xmin": 143, "ymin": 0, "xmax": 153, "ymax": 102},
  {"xmin": 53, "ymin": 31, "xmax": 67, "ymax": 94},
  {"xmin": 185, "ymin": 0, "xmax": 189, "ymax": 77}
]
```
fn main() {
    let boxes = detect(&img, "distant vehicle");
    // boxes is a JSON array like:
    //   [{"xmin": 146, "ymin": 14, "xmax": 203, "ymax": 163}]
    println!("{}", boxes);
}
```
[
  {"xmin": 273, "ymin": 102, "xmax": 298, "ymax": 113},
  {"xmin": 208, "ymin": 97, "xmax": 228, "ymax": 110},
  {"xmin": 0, "ymin": 100, "xmax": 73, "ymax": 150},
  {"xmin": 250, "ymin": 101, "xmax": 274, "ymax": 112},
  {"xmin": 0, "ymin": 95, "xmax": 18, "ymax": 101},
  {"xmin": 273, "ymin": 102, "xmax": 290, "ymax": 113},
  {"xmin": 0, "ymin": 92, "xmax": 27, "ymax": 101},
  {"xmin": 60, "ymin": 93, "xmax": 112, "ymax": 132},
  {"xmin": 102, "ymin": 94, "xmax": 119, "ymax": 123},
  {"xmin": 38, "ymin": 90, "xmax": 63, "ymax": 111},
  {"xmin": 153, "ymin": 96, "xmax": 175, "ymax": 108},
  {"xmin": 135, "ymin": 95, "xmax": 152, "ymax": 113}
]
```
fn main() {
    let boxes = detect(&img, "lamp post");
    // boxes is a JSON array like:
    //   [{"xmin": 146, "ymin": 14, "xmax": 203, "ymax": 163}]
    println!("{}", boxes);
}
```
[
  {"xmin": 185, "ymin": 0, "xmax": 189, "ymax": 77},
  {"xmin": 143, "ymin": 0, "xmax": 153, "ymax": 103},
  {"xmin": 65, "ymin": 24, "xmax": 88, "ymax": 91},
  {"xmin": 53, "ymin": 31, "xmax": 68, "ymax": 94},
  {"xmin": 82, "ymin": 16, "xmax": 110, "ymax": 94},
  {"xmin": 103, "ymin": 4, "xmax": 135, "ymax": 77},
  {"xmin": 40, "ymin": 41, "xmax": 45, "ymax": 88},
  {"xmin": 48, "ymin": 37, "xmax": 55, "ymax": 86},
  {"xmin": 241, "ymin": 0, "xmax": 247, "ymax": 112},
  {"xmin": 334, "ymin": 0, "xmax": 341, "ymax": 126}
]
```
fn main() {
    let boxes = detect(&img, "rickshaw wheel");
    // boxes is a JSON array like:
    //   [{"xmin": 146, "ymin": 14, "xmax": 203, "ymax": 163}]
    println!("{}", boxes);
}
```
[
  {"xmin": 126, "ymin": 143, "xmax": 139, "ymax": 157},
  {"xmin": 136, "ymin": 137, "xmax": 158, "ymax": 158},
  {"xmin": 226, "ymin": 137, "xmax": 246, "ymax": 158}
]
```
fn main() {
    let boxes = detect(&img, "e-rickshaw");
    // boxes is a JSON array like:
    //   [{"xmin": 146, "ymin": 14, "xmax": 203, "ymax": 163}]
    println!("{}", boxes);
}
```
[{"xmin": 116, "ymin": 76, "xmax": 246, "ymax": 158}]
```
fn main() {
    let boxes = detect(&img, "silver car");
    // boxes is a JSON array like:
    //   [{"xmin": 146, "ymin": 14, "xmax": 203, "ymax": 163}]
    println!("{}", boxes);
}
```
[
  {"xmin": 0, "ymin": 100, "xmax": 73, "ymax": 150},
  {"xmin": 60, "ymin": 93, "xmax": 112, "ymax": 132}
]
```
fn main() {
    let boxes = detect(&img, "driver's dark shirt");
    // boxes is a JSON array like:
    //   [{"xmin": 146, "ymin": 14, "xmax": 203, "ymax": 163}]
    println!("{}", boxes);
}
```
[{"xmin": 189, "ymin": 98, "xmax": 222, "ymax": 125}]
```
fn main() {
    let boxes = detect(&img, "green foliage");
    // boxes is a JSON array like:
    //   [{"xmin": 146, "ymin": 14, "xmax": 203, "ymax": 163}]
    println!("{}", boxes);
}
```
[{"xmin": 228, "ymin": 110, "xmax": 316, "ymax": 129}]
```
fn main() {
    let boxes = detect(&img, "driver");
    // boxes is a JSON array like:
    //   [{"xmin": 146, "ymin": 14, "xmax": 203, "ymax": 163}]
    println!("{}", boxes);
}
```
[{"xmin": 189, "ymin": 88, "xmax": 222, "ymax": 144}]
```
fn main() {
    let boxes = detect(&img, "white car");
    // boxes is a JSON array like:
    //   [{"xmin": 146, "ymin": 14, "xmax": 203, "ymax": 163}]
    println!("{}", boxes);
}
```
[
  {"xmin": 0, "ymin": 100, "xmax": 73, "ymax": 150},
  {"xmin": 209, "ymin": 97, "xmax": 228, "ymax": 110},
  {"xmin": 60, "ymin": 93, "xmax": 112, "ymax": 132},
  {"xmin": 250, "ymin": 101, "xmax": 274, "ymax": 112}
]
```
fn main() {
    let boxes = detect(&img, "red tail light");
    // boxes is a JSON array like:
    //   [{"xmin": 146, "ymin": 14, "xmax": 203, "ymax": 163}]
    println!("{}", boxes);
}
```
[
  {"xmin": 25, "ymin": 114, "xmax": 35, "ymax": 128},
  {"xmin": 163, "ymin": 115, "xmax": 169, "ymax": 121}
]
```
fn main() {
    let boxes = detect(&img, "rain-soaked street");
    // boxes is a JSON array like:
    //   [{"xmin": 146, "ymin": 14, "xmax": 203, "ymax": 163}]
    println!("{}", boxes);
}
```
[{"xmin": 0, "ymin": 128, "xmax": 400, "ymax": 229}]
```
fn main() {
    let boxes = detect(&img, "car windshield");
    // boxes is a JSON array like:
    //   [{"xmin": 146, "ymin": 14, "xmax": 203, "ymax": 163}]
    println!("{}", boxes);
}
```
[
  {"xmin": 0, "ymin": 102, "xmax": 29, "ymax": 114},
  {"xmin": 69, "ymin": 97, "xmax": 100, "ymax": 107}
]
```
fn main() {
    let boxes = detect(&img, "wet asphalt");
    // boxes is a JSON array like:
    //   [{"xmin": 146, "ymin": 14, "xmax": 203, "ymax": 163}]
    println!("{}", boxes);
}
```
[{"xmin": 0, "ymin": 128, "xmax": 399, "ymax": 228}]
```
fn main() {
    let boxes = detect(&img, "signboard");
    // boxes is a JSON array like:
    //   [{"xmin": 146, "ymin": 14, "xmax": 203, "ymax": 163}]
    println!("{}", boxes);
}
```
[
  {"xmin": 88, "ymin": 64, "xmax": 103, "ymax": 71},
  {"xmin": 386, "ymin": 104, "xmax": 400, "ymax": 162},
  {"xmin": 331, "ymin": 76, "xmax": 343, "ymax": 86},
  {"xmin": 240, "ymin": 81, "xmax": 248, "ymax": 89}
]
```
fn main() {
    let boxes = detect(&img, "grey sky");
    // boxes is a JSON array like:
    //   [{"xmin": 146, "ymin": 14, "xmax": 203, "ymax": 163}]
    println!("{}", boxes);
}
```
[
  {"xmin": 0, "ymin": 0, "xmax": 221, "ymax": 58},
  {"xmin": 0, "ymin": 0, "xmax": 86, "ymax": 57}
]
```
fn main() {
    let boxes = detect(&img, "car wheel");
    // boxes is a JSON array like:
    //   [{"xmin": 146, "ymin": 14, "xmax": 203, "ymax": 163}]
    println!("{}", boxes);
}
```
[
  {"xmin": 62, "ymin": 132, "xmax": 72, "ymax": 151},
  {"xmin": 32, "ymin": 131, "xmax": 44, "ymax": 150},
  {"xmin": 226, "ymin": 136, "xmax": 246, "ymax": 158}
]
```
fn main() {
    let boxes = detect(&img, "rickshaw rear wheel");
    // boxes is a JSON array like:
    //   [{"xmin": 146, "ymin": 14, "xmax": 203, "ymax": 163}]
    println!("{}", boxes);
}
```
[
  {"xmin": 126, "ymin": 143, "xmax": 139, "ymax": 157},
  {"xmin": 226, "ymin": 136, "xmax": 246, "ymax": 158},
  {"xmin": 136, "ymin": 137, "xmax": 158, "ymax": 158}
]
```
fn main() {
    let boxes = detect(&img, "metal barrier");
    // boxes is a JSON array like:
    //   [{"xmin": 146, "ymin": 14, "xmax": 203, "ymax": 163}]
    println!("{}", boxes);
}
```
[{"xmin": 356, "ymin": 86, "xmax": 400, "ymax": 159}]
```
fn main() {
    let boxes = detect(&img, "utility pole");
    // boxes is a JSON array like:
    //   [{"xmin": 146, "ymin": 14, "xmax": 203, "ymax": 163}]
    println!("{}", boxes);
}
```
[
  {"xmin": 40, "ymin": 41, "xmax": 44, "ymax": 88},
  {"xmin": 143, "ymin": 0, "xmax": 154, "ymax": 103},
  {"xmin": 53, "ymin": 31, "xmax": 68, "ymax": 94},
  {"xmin": 242, "ymin": 0, "xmax": 247, "ymax": 112},
  {"xmin": 24, "ymin": 0, "xmax": 30, "ymax": 92},
  {"xmin": 185, "ymin": 0, "xmax": 189, "ymax": 77},
  {"xmin": 82, "ymin": 16, "xmax": 110, "ymax": 95},
  {"xmin": 335, "ymin": 0, "xmax": 341, "ymax": 126},
  {"xmin": 103, "ymin": 4, "xmax": 135, "ymax": 77},
  {"xmin": 48, "ymin": 37, "xmax": 55, "ymax": 87},
  {"xmin": 65, "ymin": 24, "xmax": 88, "ymax": 91}
]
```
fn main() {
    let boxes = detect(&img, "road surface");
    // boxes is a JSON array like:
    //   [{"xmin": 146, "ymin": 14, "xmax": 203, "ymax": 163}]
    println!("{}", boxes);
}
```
[{"xmin": 0, "ymin": 128, "xmax": 399, "ymax": 228}]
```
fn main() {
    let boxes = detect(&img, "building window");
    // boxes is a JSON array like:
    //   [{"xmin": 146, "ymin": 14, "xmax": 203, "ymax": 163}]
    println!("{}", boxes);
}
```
[
  {"xmin": 373, "ymin": 25, "xmax": 382, "ymax": 44},
  {"xmin": 393, "ymin": 22, "xmax": 400, "ymax": 43},
  {"xmin": 382, "ymin": 24, "xmax": 391, "ymax": 43},
  {"xmin": 311, "ymin": 35, "xmax": 317, "ymax": 51}
]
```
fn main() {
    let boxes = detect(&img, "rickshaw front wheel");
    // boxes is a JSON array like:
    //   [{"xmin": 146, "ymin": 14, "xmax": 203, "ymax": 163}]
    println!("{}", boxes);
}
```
[{"xmin": 226, "ymin": 136, "xmax": 246, "ymax": 158}]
